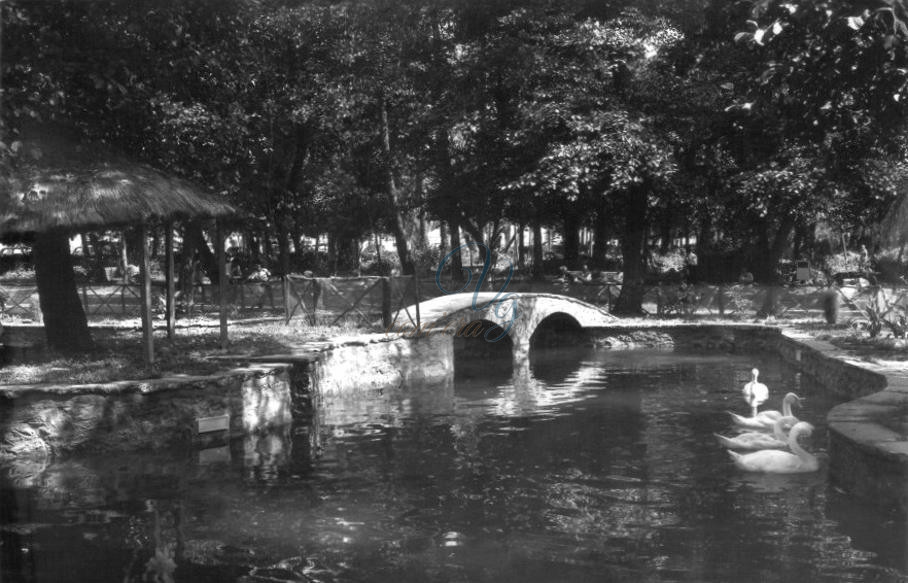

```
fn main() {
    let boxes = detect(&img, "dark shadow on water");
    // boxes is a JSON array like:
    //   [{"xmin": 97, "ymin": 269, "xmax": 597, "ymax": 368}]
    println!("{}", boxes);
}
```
[
  {"xmin": 826, "ymin": 486, "xmax": 908, "ymax": 575},
  {"xmin": 528, "ymin": 345, "xmax": 589, "ymax": 385},
  {"xmin": 454, "ymin": 319, "xmax": 514, "ymax": 381}
]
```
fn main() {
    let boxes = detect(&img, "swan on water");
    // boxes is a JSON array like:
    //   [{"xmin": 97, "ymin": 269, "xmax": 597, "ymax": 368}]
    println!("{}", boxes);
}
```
[
  {"xmin": 715, "ymin": 415, "xmax": 797, "ymax": 451},
  {"xmin": 728, "ymin": 392, "xmax": 802, "ymax": 431},
  {"xmin": 741, "ymin": 368, "xmax": 769, "ymax": 417},
  {"xmin": 727, "ymin": 421, "xmax": 820, "ymax": 473}
]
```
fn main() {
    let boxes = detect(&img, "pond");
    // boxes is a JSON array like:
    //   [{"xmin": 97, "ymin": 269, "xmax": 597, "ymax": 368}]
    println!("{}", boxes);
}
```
[{"xmin": 1, "ymin": 347, "xmax": 906, "ymax": 582}]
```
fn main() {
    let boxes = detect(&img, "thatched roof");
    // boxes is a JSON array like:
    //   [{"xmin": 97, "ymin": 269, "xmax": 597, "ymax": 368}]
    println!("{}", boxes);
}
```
[{"xmin": 0, "ymin": 162, "xmax": 235, "ymax": 235}]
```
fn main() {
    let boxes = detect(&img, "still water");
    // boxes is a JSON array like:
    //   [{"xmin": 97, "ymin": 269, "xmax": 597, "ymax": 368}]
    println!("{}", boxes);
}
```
[{"xmin": 1, "ymin": 348, "xmax": 906, "ymax": 582}]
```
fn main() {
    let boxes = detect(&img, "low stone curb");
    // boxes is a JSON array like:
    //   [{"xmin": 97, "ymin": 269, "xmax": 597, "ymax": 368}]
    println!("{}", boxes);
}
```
[{"xmin": 780, "ymin": 330, "xmax": 908, "ymax": 515}]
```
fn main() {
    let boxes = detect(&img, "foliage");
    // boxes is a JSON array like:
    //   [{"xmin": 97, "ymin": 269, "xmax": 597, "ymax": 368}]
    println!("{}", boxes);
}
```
[{"xmin": 5, "ymin": 0, "xmax": 908, "ymax": 300}]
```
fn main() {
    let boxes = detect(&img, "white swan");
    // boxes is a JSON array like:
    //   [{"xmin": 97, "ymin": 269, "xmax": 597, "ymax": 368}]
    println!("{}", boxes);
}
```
[
  {"xmin": 742, "ymin": 368, "xmax": 769, "ymax": 417},
  {"xmin": 728, "ymin": 392, "xmax": 802, "ymax": 431},
  {"xmin": 727, "ymin": 421, "xmax": 819, "ymax": 473},
  {"xmin": 715, "ymin": 415, "xmax": 797, "ymax": 450}
]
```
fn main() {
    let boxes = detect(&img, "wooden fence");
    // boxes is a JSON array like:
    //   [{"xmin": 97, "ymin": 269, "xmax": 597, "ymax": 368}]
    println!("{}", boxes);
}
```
[{"xmin": 2, "ymin": 276, "xmax": 906, "ymax": 329}]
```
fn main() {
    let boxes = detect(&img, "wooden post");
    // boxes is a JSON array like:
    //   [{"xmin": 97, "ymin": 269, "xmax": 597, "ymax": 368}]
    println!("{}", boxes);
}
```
[
  {"xmin": 283, "ymin": 272, "xmax": 290, "ymax": 320},
  {"xmin": 413, "ymin": 272, "xmax": 421, "ymax": 329},
  {"xmin": 217, "ymin": 221, "xmax": 228, "ymax": 348},
  {"xmin": 310, "ymin": 278, "xmax": 321, "ymax": 326},
  {"xmin": 656, "ymin": 283, "xmax": 664, "ymax": 317},
  {"xmin": 381, "ymin": 276, "xmax": 392, "ymax": 329},
  {"xmin": 165, "ymin": 223, "xmax": 176, "ymax": 340},
  {"xmin": 138, "ymin": 222, "xmax": 154, "ymax": 369},
  {"xmin": 120, "ymin": 232, "xmax": 129, "ymax": 284},
  {"xmin": 283, "ymin": 276, "xmax": 291, "ymax": 324}
]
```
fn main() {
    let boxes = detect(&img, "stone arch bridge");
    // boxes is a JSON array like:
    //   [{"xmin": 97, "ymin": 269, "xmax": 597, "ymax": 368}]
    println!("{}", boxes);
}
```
[{"xmin": 399, "ymin": 292, "xmax": 617, "ymax": 366}]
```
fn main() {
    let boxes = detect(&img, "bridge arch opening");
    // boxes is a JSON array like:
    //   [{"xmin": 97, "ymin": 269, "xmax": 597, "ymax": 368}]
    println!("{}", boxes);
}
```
[
  {"xmin": 453, "ymin": 318, "xmax": 514, "ymax": 380},
  {"xmin": 530, "ymin": 312, "xmax": 584, "ymax": 351}
]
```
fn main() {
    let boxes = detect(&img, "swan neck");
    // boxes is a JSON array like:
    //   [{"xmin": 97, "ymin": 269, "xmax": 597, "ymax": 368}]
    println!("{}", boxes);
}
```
[
  {"xmin": 782, "ymin": 396, "xmax": 794, "ymax": 417},
  {"xmin": 772, "ymin": 421, "xmax": 787, "ymax": 441},
  {"xmin": 788, "ymin": 429, "xmax": 813, "ymax": 461}
]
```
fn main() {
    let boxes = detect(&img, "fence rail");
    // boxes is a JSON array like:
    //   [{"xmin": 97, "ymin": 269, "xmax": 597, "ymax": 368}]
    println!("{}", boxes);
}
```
[{"xmin": 2, "ymin": 277, "xmax": 903, "ymax": 329}]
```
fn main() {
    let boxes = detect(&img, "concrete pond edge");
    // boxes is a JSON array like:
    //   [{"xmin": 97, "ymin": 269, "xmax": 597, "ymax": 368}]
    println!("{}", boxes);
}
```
[{"xmin": 778, "ymin": 330, "xmax": 908, "ymax": 516}]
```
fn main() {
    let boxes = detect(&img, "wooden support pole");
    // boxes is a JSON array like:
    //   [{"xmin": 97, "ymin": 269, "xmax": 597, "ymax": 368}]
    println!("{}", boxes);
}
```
[
  {"xmin": 381, "ymin": 276, "xmax": 392, "ymax": 329},
  {"xmin": 283, "ymin": 274, "xmax": 290, "ymax": 324},
  {"xmin": 138, "ymin": 222, "xmax": 154, "ymax": 369},
  {"xmin": 413, "ymin": 272, "xmax": 421, "ymax": 329},
  {"xmin": 310, "ymin": 278, "xmax": 321, "ymax": 326},
  {"xmin": 217, "ymin": 221, "xmax": 228, "ymax": 348},
  {"xmin": 120, "ymin": 232, "xmax": 129, "ymax": 284},
  {"xmin": 283, "ymin": 276, "xmax": 290, "ymax": 324},
  {"xmin": 165, "ymin": 223, "xmax": 176, "ymax": 340}
]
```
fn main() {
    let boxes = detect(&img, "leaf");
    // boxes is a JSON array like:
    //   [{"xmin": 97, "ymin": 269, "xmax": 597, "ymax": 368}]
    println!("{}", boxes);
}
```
[
  {"xmin": 754, "ymin": 28, "xmax": 766, "ymax": 45},
  {"xmin": 846, "ymin": 16, "xmax": 865, "ymax": 30},
  {"xmin": 734, "ymin": 31, "xmax": 752, "ymax": 43}
]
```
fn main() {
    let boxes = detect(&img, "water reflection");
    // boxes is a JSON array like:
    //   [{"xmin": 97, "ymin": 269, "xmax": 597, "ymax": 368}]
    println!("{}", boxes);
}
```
[{"xmin": 1, "ymin": 349, "xmax": 906, "ymax": 582}]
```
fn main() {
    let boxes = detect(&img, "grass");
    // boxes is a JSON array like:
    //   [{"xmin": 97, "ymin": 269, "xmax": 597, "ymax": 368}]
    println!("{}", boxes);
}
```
[{"xmin": 0, "ymin": 319, "xmax": 367, "ymax": 385}]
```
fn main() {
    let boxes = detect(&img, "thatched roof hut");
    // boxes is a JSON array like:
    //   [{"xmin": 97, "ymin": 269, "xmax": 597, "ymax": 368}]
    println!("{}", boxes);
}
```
[
  {"xmin": 0, "ymin": 163, "xmax": 233, "ymax": 236},
  {"xmin": 0, "ymin": 129, "xmax": 236, "ymax": 363}
]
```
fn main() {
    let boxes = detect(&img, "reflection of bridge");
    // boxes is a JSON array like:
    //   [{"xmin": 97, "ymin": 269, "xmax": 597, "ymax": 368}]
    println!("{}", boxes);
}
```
[{"xmin": 408, "ymin": 292, "xmax": 617, "ymax": 366}]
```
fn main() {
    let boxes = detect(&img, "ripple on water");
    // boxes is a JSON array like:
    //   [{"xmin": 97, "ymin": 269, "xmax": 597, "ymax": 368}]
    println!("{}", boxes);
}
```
[{"xmin": 1, "ymin": 349, "xmax": 906, "ymax": 583}]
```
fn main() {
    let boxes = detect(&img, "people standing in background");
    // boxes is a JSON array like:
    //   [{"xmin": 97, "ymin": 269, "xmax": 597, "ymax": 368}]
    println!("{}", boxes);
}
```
[
  {"xmin": 683, "ymin": 246, "xmax": 698, "ymax": 281},
  {"xmin": 738, "ymin": 268, "xmax": 754, "ymax": 285}
]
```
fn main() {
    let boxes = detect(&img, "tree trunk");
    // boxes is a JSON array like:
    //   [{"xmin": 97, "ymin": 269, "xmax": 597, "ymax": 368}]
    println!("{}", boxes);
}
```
[
  {"xmin": 327, "ymin": 233, "xmax": 337, "ymax": 274},
  {"xmin": 614, "ymin": 186, "xmax": 649, "ymax": 315},
  {"xmin": 277, "ymin": 219, "xmax": 291, "ymax": 278},
  {"xmin": 119, "ymin": 233, "xmax": 129, "ymax": 282},
  {"xmin": 532, "ymin": 218, "xmax": 545, "ymax": 280},
  {"xmin": 336, "ymin": 234, "xmax": 359, "ymax": 274},
  {"xmin": 563, "ymin": 210, "xmax": 581, "ymax": 268},
  {"xmin": 449, "ymin": 221, "xmax": 464, "ymax": 282},
  {"xmin": 658, "ymin": 213, "xmax": 672, "ymax": 254},
  {"xmin": 593, "ymin": 210, "xmax": 610, "ymax": 265},
  {"xmin": 518, "ymin": 223, "xmax": 526, "ymax": 270},
  {"xmin": 125, "ymin": 227, "xmax": 144, "ymax": 266},
  {"xmin": 184, "ymin": 221, "xmax": 217, "ymax": 283},
  {"xmin": 462, "ymin": 221, "xmax": 490, "ymax": 266},
  {"xmin": 80, "ymin": 232, "xmax": 91, "ymax": 260},
  {"xmin": 33, "ymin": 230, "xmax": 93, "ymax": 352},
  {"xmin": 758, "ymin": 214, "xmax": 796, "ymax": 317},
  {"xmin": 380, "ymin": 96, "xmax": 415, "ymax": 275}
]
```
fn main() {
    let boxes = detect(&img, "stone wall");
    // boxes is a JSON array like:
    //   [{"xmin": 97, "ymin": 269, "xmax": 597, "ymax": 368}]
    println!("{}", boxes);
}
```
[
  {"xmin": 308, "ymin": 333, "xmax": 453, "ymax": 395},
  {"xmin": 0, "ymin": 331, "xmax": 454, "ymax": 459},
  {"xmin": 0, "ymin": 365, "xmax": 292, "ymax": 458},
  {"xmin": 777, "ymin": 336, "xmax": 887, "ymax": 399},
  {"xmin": 777, "ymin": 334, "xmax": 907, "ymax": 516},
  {"xmin": 588, "ymin": 324, "xmax": 781, "ymax": 353}
]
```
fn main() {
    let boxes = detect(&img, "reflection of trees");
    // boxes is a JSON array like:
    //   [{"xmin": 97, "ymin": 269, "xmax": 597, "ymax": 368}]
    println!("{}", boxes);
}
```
[
  {"xmin": 1, "ymin": 355, "xmax": 902, "ymax": 581},
  {"xmin": 127, "ymin": 500, "xmax": 180, "ymax": 583}
]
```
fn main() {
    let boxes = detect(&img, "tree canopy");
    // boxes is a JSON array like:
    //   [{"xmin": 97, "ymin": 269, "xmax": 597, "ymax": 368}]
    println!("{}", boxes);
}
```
[{"xmin": 4, "ymin": 0, "xmax": 908, "ymax": 316}]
